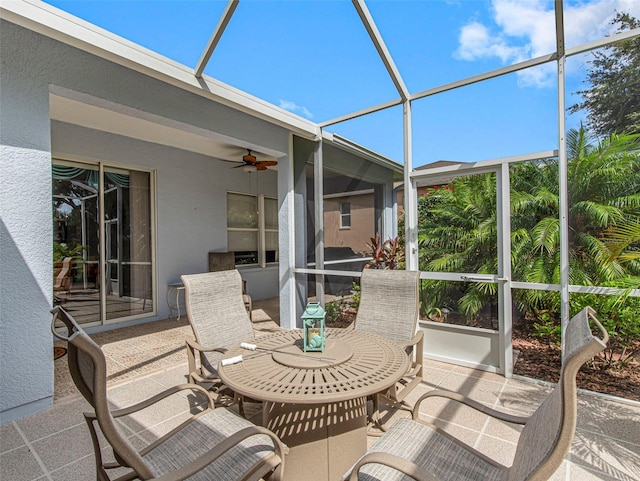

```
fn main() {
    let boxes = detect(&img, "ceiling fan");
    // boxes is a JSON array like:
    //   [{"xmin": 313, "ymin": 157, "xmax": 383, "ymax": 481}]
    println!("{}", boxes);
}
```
[{"xmin": 233, "ymin": 149, "xmax": 278, "ymax": 171}]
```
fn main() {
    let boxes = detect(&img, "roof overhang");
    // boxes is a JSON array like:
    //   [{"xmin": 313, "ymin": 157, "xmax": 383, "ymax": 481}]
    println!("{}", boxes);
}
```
[
  {"xmin": 1, "ymin": 0, "xmax": 321, "ymax": 141},
  {"xmin": 322, "ymin": 131, "xmax": 403, "ymax": 177}
]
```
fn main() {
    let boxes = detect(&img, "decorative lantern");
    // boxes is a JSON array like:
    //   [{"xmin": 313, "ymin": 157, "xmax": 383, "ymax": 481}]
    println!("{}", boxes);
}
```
[{"xmin": 302, "ymin": 302, "xmax": 326, "ymax": 352}]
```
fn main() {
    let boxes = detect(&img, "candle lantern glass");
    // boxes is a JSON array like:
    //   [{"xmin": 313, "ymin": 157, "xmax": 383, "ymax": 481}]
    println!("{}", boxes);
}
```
[{"xmin": 302, "ymin": 302, "xmax": 326, "ymax": 352}]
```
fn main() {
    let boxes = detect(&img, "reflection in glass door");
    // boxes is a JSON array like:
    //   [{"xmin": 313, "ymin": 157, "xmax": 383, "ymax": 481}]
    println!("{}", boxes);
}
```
[
  {"xmin": 52, "ymin": 161, "xmax": 154, "ymax": 325},
  {"xmin": 104, "ymin": 168, "xmax": 153, "ymax": 321},
  {"xmin": 53, "ymin": 163, "xmax": 102, "ymax": 324}
]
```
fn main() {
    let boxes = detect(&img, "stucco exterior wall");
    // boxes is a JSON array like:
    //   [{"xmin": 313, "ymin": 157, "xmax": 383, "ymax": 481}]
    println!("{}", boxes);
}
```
[
  {"xmin": 0, "ymin": 20, "xmax": 291, "ymax": 422},
  {"xmin": 1, "ymin": 21, "xmax": 57, "ymax": 424},
  {"xmin": 323, "ymin": 193, "xmax": 375, "ymax": 255},
  {"xmin": 51, "ymin": 121, "xmax": 279, "ymax": 302}
]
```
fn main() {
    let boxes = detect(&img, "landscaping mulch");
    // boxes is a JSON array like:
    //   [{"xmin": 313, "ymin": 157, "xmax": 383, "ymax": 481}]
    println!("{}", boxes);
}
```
[
  {"xmin": 328, "ymin": 309, "xmax": 639, "ymax": 403},
  {"xmin": 512, "ymin": 334, "xmax": 640, "ymax": 402}
]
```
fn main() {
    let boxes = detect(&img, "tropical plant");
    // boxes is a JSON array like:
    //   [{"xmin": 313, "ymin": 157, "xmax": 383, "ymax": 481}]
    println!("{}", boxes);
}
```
[
  {"xmin": 365, "ymin": 233, "xmax": 404, "ymax": 269},
  {"xmin": 415, "ymin": 127, "xmax": 640, "ymax": 321},
  {"xmin": 510, "ymin": 128, "xmax": 640, "ymax": 316},
  {"xmin": 417, "ymin": 174, "xmax": 498, "ymax": 318},
  {"xmin": 603, "ymin": 216, "xmax": 640, "ymax": 264}
]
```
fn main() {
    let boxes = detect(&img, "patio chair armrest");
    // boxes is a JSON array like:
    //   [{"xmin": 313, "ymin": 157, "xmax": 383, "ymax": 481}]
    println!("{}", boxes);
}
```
[
  {"xmin": 185, "ymin": 338, "xmax": 227, "ymax": 355},
  {"xmin": 186, "ymin": 339, "xmax": 228, "ymax": 380},
  {"xmin": 346, "ymin": 452, "xmax": 440, "ymax": 481},
  {"xmin": 399, "ymin": 330, "xmax": 424, "ymax": 350},
  {"xmin": 151, "ymin": 425, "xmax": 287, "ymax": 481},
  {"xmin": 400, "ymin": 331, "xmax": 424, "ymax": 379},
  {"xmin": 109, "ymin": 384, "xmax": 215, "ymax": 418},
  {"xmin": 413, "ymin": 390, "xmax": 530, "ymax": 425},
  {"xmin": 399, "ymin": 331, "xmax": 424, "ymax": 349}
]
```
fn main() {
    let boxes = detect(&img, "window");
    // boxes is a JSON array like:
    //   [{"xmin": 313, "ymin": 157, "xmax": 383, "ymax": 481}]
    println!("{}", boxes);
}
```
[
  {"xmin": 227, "ymin": 192, "xmax": 278, "ymax": 266},
  {"xmin": 339, "ymin": 202, "xmax": 351, "ymax": 228}
]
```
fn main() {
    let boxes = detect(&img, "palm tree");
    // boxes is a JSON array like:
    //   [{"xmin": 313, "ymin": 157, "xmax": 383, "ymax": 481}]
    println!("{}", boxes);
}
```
[
  {"xmin": 417, "ymin": 173, "xmax": 498, "ymax": 318},
  {"xmin": 417, "ymin": 126, "xmax": 640, "ymax": 319},
  {"xmin": 604, "ymin": 217, "xmax": 640, "ymax": 263},
  {"xmin": 514, "ymin": 128, "xmax": 639, "ymax": 315}
]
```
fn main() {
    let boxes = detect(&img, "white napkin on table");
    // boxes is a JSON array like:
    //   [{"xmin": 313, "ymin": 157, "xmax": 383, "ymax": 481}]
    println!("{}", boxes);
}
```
[{"xmin": 221, "ymin": 355, "xmax": 243, "ymax": 366}]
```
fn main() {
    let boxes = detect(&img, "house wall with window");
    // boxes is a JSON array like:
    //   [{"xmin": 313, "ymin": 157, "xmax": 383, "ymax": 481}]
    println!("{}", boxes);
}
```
[
  {"xmin": 0, "ymin": 7, "xmax": 401, "ymax": 423},
  {"xmin": 293, "ymin": 138, "xmax": 401, "ymax": 299},
  {"xmin": 52, "ymin": 122, "xmax": 279, "ymax": 300},
  {"xmin": 323, "ymin": 192, "xmax": 375, "ymax": 255},
  {"xmin": 0, "ymin": 19, "xmax": 290, "ymax": 422}
]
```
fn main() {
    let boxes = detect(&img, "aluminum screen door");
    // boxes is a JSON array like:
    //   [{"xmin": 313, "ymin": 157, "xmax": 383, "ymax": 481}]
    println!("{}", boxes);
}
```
[{"xmin": 411, "ymin": 163, "xmax": 513, "ymax": 376}]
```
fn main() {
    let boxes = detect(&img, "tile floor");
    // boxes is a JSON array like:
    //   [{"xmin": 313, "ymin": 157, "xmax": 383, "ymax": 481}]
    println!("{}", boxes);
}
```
[{"xmin": 1, "ymin": 301, "xmax": 639, "ymax": 481}]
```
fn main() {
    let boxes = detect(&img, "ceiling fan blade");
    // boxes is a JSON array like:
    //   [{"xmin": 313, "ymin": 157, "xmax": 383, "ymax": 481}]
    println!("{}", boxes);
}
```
[
  {"xmin": 256, "ymin": 164, "xmax": 268, "ymax": 170},
  {"xmin": 256, "ymin": 160, "xmax": 278, "ymax": 167}
]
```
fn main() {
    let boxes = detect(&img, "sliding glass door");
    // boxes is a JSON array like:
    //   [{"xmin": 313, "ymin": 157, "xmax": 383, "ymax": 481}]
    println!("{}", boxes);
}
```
[{"xmin": 52, "ymin": 160, "xmax": 154, "ymax": 325}]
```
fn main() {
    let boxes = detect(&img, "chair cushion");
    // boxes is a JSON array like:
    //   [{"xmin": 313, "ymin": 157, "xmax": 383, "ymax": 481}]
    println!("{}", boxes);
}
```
[
  {"xmin": 144, "ymin": 407, "xmax": 277, "ymax": 480},
  {"xmin": 353, "ymin": 418, "xmax": 507, "ymax": 481}
]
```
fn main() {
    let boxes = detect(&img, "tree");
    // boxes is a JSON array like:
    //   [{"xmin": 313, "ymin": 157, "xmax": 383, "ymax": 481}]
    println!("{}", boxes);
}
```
[
  {"xmin": 510, "ymin": 128, "xmax": 640, "ymax": 316},
  {"xmin": 417, "ymin": 174, "xmax": 498, "ymax": 318},
  {"xmin": 416, "ymin": 127, "xmax": 640, "ymax": 319},
  {"xmin": 569, "ymin": 13, "xmax": 640, "ymax": 137}
]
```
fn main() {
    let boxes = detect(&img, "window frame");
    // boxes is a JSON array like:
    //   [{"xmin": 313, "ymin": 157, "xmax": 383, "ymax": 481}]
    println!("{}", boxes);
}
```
[
  {"xmin": 227, "ymin": 191, "xmax": 278, "ymax": 267},
  {"xmin": 339, "ymin": 201, "xmax": 351, "ymax": 229},
  {"xmin": 52, "ymin": 158, "xmax": 157, "ymax": 326}
]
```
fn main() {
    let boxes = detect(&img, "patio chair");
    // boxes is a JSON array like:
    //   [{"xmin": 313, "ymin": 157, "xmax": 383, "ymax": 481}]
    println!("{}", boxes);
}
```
[
  {"xmin": 51, "ymin": 306, "xmax": 286, "ymax": 481},
  {"xmin": 208, "ymin": 252, "xmax": 253, "ymax": 319},
  {"xmin": 343, "ymin": 306, "xmax": 609, "ymax": 481},
  {"xmin": 181, "ymin": 270, "xmax": 256, "ymax": 406},
  {"xmin": 354, "ymin": 268, "xmax": 422, "ymax": 426},
  {"xmin": 53, "ymin": 257, "xmax": 73, "ymax": 301}
]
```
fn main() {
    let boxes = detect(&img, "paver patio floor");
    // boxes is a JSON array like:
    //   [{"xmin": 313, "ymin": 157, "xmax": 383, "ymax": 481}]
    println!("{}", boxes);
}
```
[{"xmin": 2, "ymin": 299, "xmax": 638, "ymax": 481}]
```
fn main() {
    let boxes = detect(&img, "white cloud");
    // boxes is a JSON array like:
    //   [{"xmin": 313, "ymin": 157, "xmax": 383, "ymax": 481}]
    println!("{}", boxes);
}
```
[
  {"xmin": 279, "ymin": 100, "xmax": 313, "ymax": 119},
  {"xmin": 455, "ymin": 21, "xmax": 527, "ymax": 63},
  {"xmin": 455, "ymin": 0, "xmax": 640, "ymax": 88}
]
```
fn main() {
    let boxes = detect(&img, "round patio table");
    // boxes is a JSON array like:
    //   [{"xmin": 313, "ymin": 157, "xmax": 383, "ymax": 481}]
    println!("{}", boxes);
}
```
[{"xmin": 218, "ymin": 328, "xmax": 409, "ymax": 481}]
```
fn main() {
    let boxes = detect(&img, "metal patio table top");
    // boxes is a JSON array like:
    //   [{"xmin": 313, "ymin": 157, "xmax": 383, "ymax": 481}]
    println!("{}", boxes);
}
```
[{"xmin": 218, "ymin": 327, "xmax": 410, "ymax": 405}]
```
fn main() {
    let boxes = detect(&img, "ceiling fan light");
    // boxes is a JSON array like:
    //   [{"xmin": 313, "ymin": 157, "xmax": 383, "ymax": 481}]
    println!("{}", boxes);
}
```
[{"xmin": 242, "ymin": 164, "xmax": 258, "ymax": 172}]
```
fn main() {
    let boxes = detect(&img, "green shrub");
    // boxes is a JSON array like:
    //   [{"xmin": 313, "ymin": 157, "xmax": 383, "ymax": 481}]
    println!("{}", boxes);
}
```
[
  {"xmin": 571, "ymin": 294, "xmax": 640, "ymax": 369},
  {"xmin": 53, "ymin": 241, "xmax": 86, "ymax": 263},
  {"xmin": 324, "ymin": 300, "xmax": 342, "ymax": 323},
  {"xmin": 532, "ymin": 310, "xmax": 561, "ymax": 344},
  {"xmin": 533, "ymin": 294, "xmax": 640, "ymax": 369},
  {"xmin": 351, "ymin": 282, "xmax": 361, "ymax": 310}
]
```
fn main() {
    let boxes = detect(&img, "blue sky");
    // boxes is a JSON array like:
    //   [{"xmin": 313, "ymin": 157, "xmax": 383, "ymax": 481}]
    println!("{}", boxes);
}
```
[{"xmin": 45, "ymin": 0, "xmax": 639, "ymax": 166}]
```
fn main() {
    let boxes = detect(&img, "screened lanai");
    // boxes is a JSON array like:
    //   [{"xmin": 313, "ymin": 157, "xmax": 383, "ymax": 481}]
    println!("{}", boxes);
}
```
[
  {"xmin": 12, "ymin": 0, "xmax": 640, "ymax": 369},
  {"xmin": 168, "ymin": 1, "xmax": 640, "ymax": 376},
  {"xmin": 1, "ymin": 0, "xmax": 639, "ymax": 428}
]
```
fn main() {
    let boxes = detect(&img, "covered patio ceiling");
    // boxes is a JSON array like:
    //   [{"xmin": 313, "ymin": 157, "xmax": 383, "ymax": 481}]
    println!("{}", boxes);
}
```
[{"xmin": 49, "ymin": 92, "xmax": 284, "ymax": 164}]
